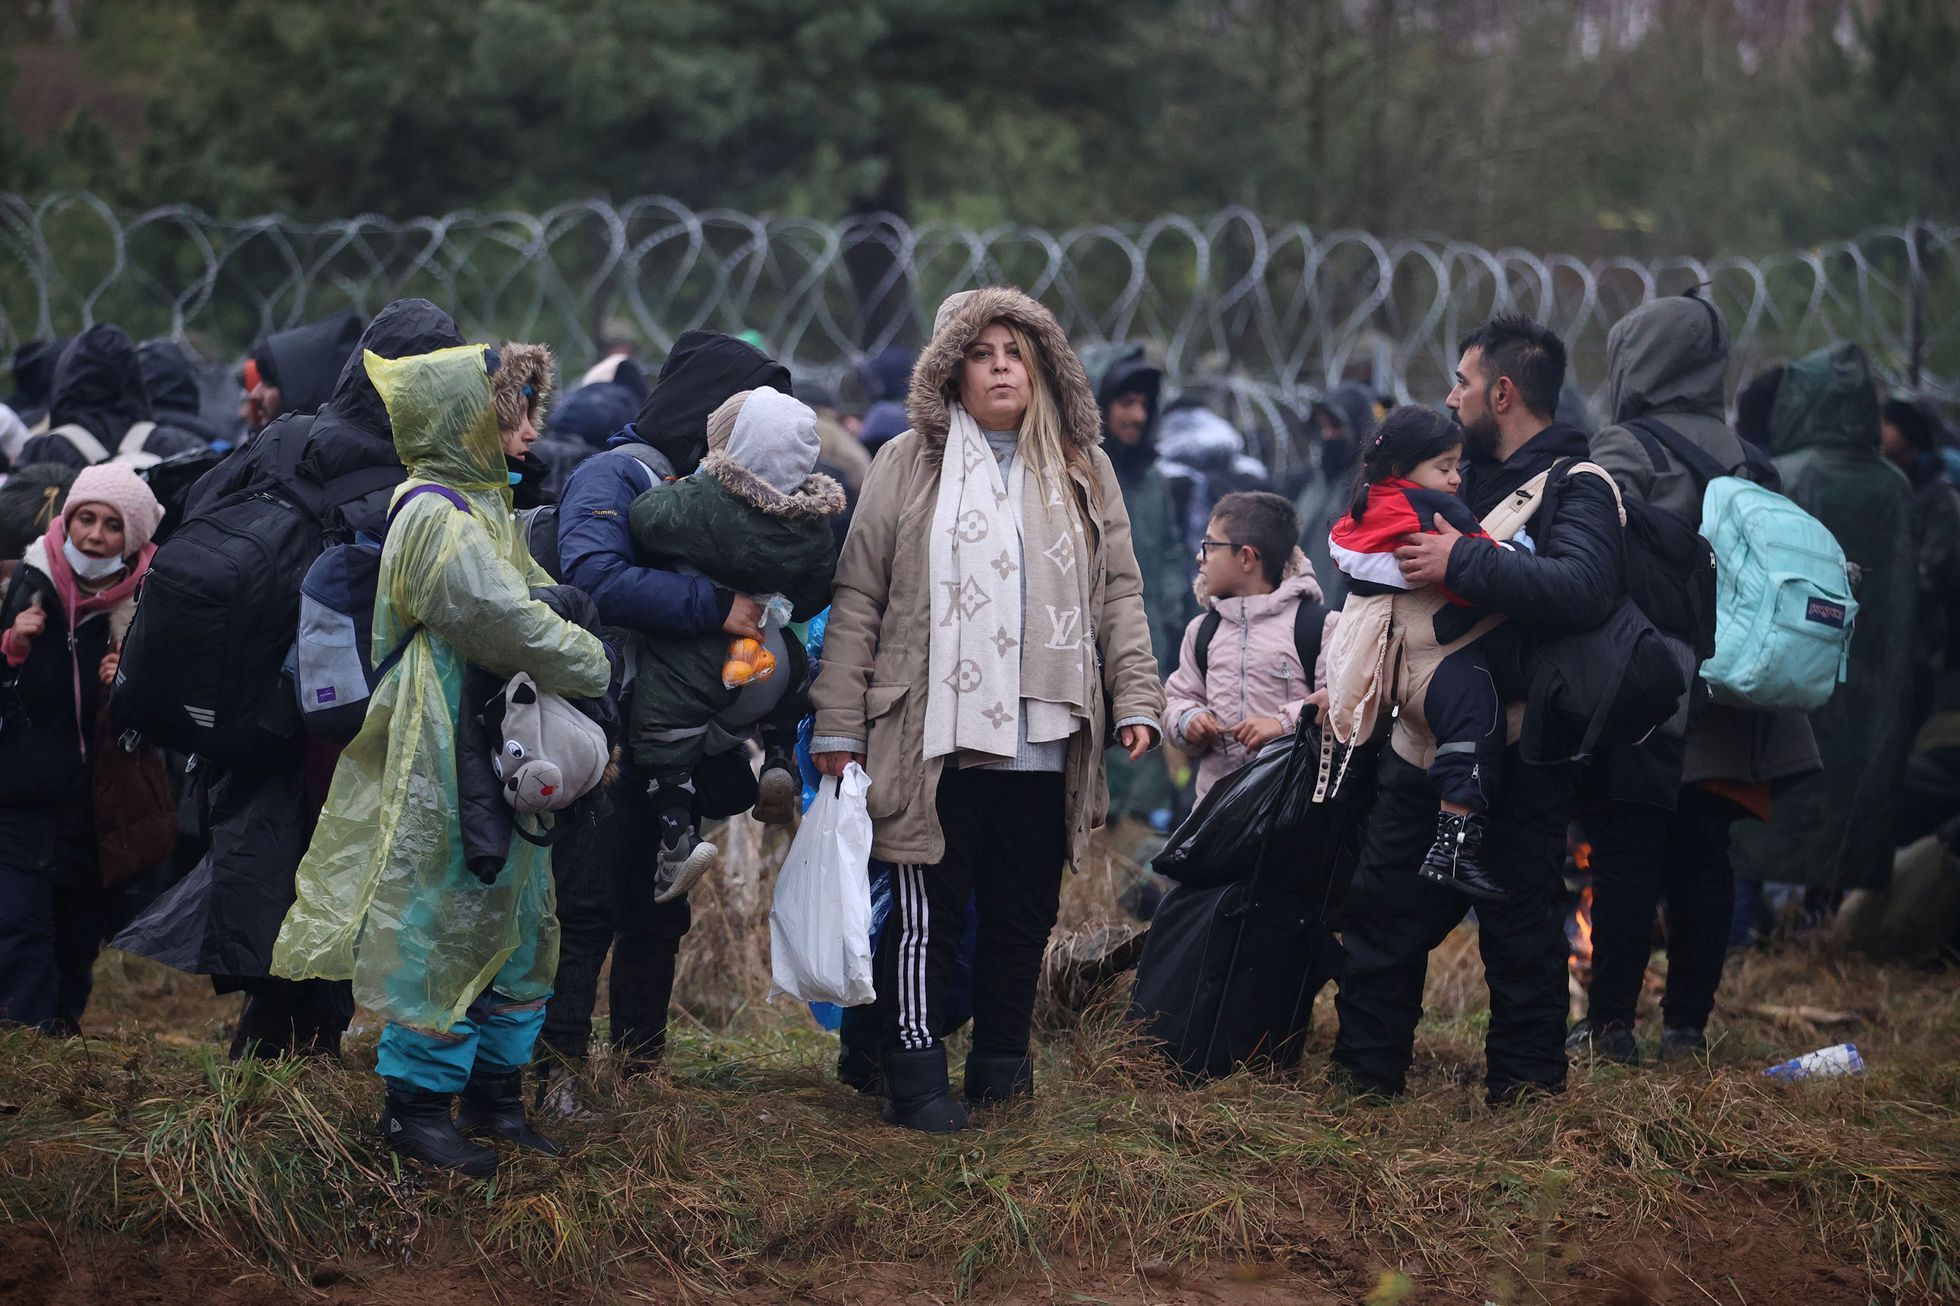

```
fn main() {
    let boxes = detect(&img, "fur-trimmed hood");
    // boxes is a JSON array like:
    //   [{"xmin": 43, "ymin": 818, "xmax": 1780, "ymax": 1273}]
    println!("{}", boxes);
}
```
[
  {"xmin": 1192, "ymin": 546, "xmax": 1322, "ymax": 610},
  {"xmin": 905, "ymin": 287, "xmax": 1102, "ymax": 455},
  {"xmin": 495, "ymin": 342, "xmax": 556, "ymax": 433},
  {"xmin": 697, "ymin": 450, "xmax": 847, "ymax": 521}
]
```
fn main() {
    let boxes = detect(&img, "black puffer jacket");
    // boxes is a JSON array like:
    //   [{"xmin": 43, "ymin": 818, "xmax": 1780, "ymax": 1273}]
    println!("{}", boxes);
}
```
[
  {"xmin": 1448, "ymin": 421, "xmax": 1626, "ymax": 634},
  {"xmin": 186, "ymin": 299, "xmax": 464, "ymax": 535},
  {"xmin": 17, "ymin": 325, "xmax": 207, "ymax": 468}
]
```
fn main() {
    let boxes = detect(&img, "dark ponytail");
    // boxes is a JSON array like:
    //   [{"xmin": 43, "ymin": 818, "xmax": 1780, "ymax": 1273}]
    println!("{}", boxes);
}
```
[{"xmin": 1347, "ymin": 406, "xmax": 1464, "ymax": 522}]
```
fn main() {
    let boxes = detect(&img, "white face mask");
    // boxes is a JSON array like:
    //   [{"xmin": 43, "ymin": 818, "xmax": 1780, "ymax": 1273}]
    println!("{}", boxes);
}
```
[{"xmin": 63, "ymin": 537, "xmax": 126, "ymax": 582}]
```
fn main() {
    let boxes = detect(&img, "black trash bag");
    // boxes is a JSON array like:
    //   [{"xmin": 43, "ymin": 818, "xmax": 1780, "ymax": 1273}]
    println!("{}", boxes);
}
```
[{"xmin": 1152, "ymin": 727, "xmax": 1325, "ymax": 887}]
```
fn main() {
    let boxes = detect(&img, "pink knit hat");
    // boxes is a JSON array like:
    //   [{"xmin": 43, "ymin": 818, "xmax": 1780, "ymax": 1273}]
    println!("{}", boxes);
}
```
[{"xmin": 63, "ymin": 462, "xmax": 166, "ymax": 553}]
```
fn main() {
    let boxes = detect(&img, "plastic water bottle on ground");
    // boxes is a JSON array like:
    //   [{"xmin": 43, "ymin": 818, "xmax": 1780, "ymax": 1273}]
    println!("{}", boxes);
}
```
[{"xmin": 1763, "ymin": 1043, "xmax": 1865, "ymax": 1080}]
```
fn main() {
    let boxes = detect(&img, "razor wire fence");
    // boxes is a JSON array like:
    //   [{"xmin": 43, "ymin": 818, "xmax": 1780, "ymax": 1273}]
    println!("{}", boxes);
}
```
[{"xmin": 3, "ymin": 193, "xmax": 1954, "ymax": 480}]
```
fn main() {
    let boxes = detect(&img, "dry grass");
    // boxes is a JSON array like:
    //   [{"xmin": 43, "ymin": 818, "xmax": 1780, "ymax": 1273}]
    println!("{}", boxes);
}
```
[{"xmin": 2, "ymin": 821, "xmax": 1957, "ymax": 1302}]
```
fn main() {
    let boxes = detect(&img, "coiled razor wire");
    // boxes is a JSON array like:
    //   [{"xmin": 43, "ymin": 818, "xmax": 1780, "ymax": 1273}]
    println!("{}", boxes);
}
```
[{"xmin": 2, "ymin": 193, "xmax": 1953, "ymax": 479}]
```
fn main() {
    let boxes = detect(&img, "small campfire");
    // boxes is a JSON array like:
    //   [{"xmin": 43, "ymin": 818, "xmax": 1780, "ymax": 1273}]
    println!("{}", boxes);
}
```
[
  {"xmin": 1564, "ymin": 835, "xmax": 1594, "ymax": 1021},
  {"xmin": 1569, "ymin": 884, "xmax": 1595, "ymax": 979}
]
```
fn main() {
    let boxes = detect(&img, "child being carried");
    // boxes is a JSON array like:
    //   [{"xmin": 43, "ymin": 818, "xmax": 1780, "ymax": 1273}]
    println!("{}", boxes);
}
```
[
  {"xmin": 1325, "ymin": 406, "xmax": 1530, "ymax": 902},
  {"xmin": 626, "ymin": 386, "xmax": 847, "ymax": 902}
]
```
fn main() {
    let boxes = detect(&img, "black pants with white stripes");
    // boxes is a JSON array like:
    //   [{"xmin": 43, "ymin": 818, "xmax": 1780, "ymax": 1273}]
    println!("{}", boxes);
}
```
[{"xmin": 877, "ymin": 767, "xmax": 1068, "ymax": 1058}]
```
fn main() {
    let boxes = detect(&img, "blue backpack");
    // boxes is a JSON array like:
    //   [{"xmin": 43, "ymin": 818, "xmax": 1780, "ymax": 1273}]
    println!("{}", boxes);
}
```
[
  {"xmin": 1627, "ymin": 418, "xmax": 1855, "ymax": 712},
  {"xmin": 294, "ymin": 484, "xmax": 471, "ymax": 739}
]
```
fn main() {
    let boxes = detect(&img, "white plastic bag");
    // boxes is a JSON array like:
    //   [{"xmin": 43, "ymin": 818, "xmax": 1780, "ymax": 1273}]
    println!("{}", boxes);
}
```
[{"xmin": 769, "ymin": 762, "xmax": 876, "ymax": 1005}]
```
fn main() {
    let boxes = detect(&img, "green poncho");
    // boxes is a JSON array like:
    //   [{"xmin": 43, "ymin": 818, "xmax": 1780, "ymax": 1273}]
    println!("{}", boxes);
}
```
[{"xmin": 272, "ymin": 345, "xmax": 610, "ymax": 1032}]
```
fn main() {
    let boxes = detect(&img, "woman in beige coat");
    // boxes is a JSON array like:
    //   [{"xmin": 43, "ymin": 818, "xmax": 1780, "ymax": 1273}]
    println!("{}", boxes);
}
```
[{"xmin": 811, "ymin": 288, "xmax": 1164, "ymax": 1132}]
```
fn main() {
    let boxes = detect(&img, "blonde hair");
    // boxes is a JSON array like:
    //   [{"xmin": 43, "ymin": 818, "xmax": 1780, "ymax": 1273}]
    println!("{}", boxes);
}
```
[{"xmin": 1002, "ymin": 321, "xmax": 1101, "ymax": 519}]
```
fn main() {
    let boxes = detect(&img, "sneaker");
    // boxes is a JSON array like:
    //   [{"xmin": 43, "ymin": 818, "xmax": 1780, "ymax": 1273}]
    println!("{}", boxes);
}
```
[
  {"xmin": 1564, "ymin": 1019, "xmax": 1641, "ymax": 1065},
  {"xmin": 650, "ymin": 783, "xmax": 718, "ymax": 903},
  {"xmin": 653, "ymin": 827, "xmax": 718, "ymax": 903},
  {"xmin": 752, "ymin": 746, "xmax": 800, "ymax": 826},
  {"xmin": 1658, "ymin": 1027, "xmax": 1708, "ymax": 1062}
]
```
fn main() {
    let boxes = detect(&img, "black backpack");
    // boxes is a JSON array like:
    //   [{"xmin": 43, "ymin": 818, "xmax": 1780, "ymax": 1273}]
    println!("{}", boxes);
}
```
[
  {"xmin": 1518, "ymin": 460, "xmax": 1696, "ymax": 764},
  {"xmin": 111, "ymin": 422, "xmax": 400, "ymax": 761},
  {"xmin": 1190, "ymin": 597, "xmax": 1325, "ymax": 680}
]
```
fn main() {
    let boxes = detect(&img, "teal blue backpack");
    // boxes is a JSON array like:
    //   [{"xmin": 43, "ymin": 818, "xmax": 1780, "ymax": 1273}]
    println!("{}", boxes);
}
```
[{"xmin": 1628, "ymin": 417, "xmax": 1855, "ymax": 712}]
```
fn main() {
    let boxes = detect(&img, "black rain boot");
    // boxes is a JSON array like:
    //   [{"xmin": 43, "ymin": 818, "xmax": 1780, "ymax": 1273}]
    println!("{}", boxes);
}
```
[
  {"xmin": 752, "ymin": 743, "xmax": 800, "ymax": 826},
  {"xmin": 879, "ymin": 1046, "xmax": 967, "ymax": 1133},
  {"xmin": 1419, "ymin": 809, "xmax": 1506, "ymax": 902},
  {"xmin": 457, "ymin": 1067, "xmax": 565, "ymax": 1157},
  {"xmin": 963, "ymin": 1053, "xmax": 1034, "ymax": 1109},
  {"xmin": 379, "ymin": 1089, "xmax": 499, "ymax": 1178}
]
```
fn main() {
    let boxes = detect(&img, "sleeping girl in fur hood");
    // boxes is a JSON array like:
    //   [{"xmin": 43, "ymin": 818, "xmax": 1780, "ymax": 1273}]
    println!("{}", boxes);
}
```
[{"xmin": 625, "ymin": 385, "xmax": 847, "ymax": 900}]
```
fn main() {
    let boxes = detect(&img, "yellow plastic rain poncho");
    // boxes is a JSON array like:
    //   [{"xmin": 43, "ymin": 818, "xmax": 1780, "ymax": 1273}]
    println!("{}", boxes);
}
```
[{"xmin": 271, "ymin": 345, "xmax": 609, "ymax": 1033}]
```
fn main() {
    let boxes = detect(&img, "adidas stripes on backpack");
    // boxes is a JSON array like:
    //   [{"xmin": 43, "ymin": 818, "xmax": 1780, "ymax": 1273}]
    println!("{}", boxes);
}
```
[{"xmin": 1624, "ymin": 416, "xmax": 1856, "ymax": 712}]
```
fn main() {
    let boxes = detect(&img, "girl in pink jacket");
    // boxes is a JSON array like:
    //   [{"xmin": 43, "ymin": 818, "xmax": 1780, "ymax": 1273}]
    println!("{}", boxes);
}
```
[{"xmin": 1161, "ymin": 491, "xmax": 1334, "ymax": 802}]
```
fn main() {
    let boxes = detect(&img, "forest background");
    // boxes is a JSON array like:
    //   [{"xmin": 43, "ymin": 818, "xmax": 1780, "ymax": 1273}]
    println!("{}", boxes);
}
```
[{"xmin": 5, "ymin": 0, "xmax": 1957, "ymax": 260}]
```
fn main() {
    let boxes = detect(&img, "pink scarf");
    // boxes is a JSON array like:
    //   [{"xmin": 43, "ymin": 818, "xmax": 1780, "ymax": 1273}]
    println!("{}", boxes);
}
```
[{"xmin": 2, "ymin": 519, "xmax": 155, "ymax": 759}]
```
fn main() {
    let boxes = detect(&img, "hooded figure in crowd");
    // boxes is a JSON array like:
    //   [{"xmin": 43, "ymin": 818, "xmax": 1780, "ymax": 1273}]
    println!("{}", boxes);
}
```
[
  {"xmin": 113, "ymin": 299, "xmax": 468, "ymax": 1059},
  {"xmin": 136, "ymin": 339, "xmax": 232, "ymax": 446},
  {"xmin": 1731, "ymin": 343, "xmax": 1917, "ymax": 897},
  {"xmin": 4, "ymin": 337, "xmax": 69, "ymax": 433},
  {"xmin": 625, "ymin": 385, "xmax": 845, "ymax": 895},
  {"xmin": 557, "ymin": 330, "xmax": 792, "ymax": 635},
  {"xmin": 0, "ymin": 464, "xmax": 167, "ymax": 1032},
  {"xmin": 1575, "ymin": 292, "xmax": 1820, "ymax": 1065},
  {"xmin": 538, "ymin": 330, "xmax": 795, "ymax": 1101},
  {"xmin": 1880, "ymin": 394, "xmax": 1960, "ymax": 720},
  {"xmin": 1081, "ymin": 342, "xmax": 1186, "ymax": 825},
  {"xmin": 246, "ymin": 310, "xmax": 364, "ymax": 430},
  {"xmin": 548, "ymin": 375, "xmax": 641, "ymax": 443},
  {"xmin": 492, "ymin": 341, "xmax": 556, "ymax": 510},
  {"xmin": 857, "ymin": 345, "xmax": 917, "ymax": 457},
  {"xmin": 809, "ymin": 286, "xmax": 1164, "ymax": 1132},
  {"xmin": 15, "ymin": 325, "xmax": 207, "ymax": 470},
  {"xmin": 273, "ymin": 344, "xmax": 610, "ymax": 1177},
  {"xmin": 1156, "ymin": 399, "xmax": 1271, "ymax": 565},
  {"xmin": 1293, "ymin": 380, "xmax": 1380, "ymax": 609}
]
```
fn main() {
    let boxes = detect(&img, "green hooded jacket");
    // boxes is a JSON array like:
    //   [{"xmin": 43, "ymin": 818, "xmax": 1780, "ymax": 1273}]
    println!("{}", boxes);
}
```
[
  {"xmin": 272, "ymin": 345, "xmax": 610, "ymax": 1033},
  {"xmin": 1731, "ymin": 342, "xmax": 1917, "ymax": 892},
  {"xmin": 625, "ymin": 452, "xmax": 844, "ymax": 765}
]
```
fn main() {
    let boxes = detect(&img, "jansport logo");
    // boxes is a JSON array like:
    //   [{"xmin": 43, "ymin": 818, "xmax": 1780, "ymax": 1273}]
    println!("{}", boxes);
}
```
[{"xmin": 1805, "ymin": 597, "xmax": 1846, "ymax": 627}]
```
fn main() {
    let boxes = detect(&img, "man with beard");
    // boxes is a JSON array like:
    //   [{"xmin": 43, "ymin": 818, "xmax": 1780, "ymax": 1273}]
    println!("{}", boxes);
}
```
[{"xmin": 1332, "ymin": 314, "xmax": 1624, "ymax": 1105}]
